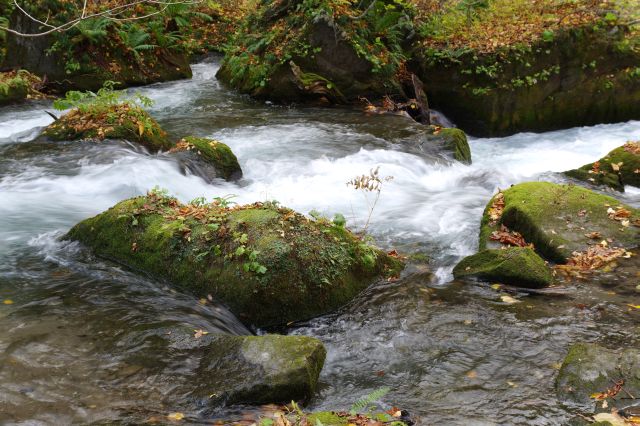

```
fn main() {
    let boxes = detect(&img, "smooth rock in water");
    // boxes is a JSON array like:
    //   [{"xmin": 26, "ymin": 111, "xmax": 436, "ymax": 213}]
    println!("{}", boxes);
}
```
[
  {"xmin": 453, "ymin": 247, "xmax": 553, "ymax": 288},
  {"xmin": 42, "ymin": 104, "xmax": 173, "ymax": 152},
  {"xmin": 168, "ymin": 136, "xmax": 242, "ymax": 182},
  {"xmin": 479, "ymin": 182, "xmax": 639, "ymax": 263},
  {"xmin": 437, "ymin": 128, "xmax": 471, "ymax": 164},
  {"xmin": 565, "ymin": 141, "xmax": 640, "ymax": 192},
  {"xmin": 65, "ymin": 193, "xmax": 403, "ymax": 328},
  {"xmin": 192, "ymin": 334, "xmax": 326, "ymax": 405},
  {"xmin": 556, "ymin": 343, "xmax": 640, "ymax": 405}
]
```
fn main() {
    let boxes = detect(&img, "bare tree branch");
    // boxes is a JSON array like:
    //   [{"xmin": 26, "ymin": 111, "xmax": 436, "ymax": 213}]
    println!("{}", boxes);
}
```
[{"xmin": 0, "ymin": 0, "xmax": 204, "ymax": 37}]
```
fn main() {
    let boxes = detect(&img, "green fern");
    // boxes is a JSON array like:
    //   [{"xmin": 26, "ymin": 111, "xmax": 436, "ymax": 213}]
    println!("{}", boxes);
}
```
[
  {"xmin": 74, "ymin": 17, "xmax": 110, "ymax": 44},
  {"xmin": 349, "ymin": 386, "xmax": 391, "ymax": 415}
]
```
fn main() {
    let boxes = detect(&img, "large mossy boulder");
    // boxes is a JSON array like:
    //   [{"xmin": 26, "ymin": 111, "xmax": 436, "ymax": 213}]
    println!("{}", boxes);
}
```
[
  {"xmin": 565, "ymin": 141, "xmax": 640, "ymax": 192},
  {"xmin": 4, "ymin": 2, "xmax": 191, "ymax": 92},
  {"xmin": 190, "ymin": 334, "xmax": 326, "ymax": 404},
  {"xmin": 556, "ymin": 343, "xmax": 640, "ymax": 405},
  {"xmin": 479, "ymin": 182, "xmax": 640, "ymax": 263},
  {"xmin": 453, "ymin": 247, "xmax": 553, "ymax": 288},
  {"xmin": 414, "ymin": 25, "xmax": 640, "ymax": 136},
  {"xmin": 168, "ymin": 137, "xmax": 242, "ymax": 182},
  {"xmin": 65, "ymin": 192, "xmax": 403, "ymax": 328},
  {"xmin": 42, "ymin": 104, "xmax": 173, "ymax": 152},
  {"xmin": 217, "ymin": 0, "xmax": 415, "ymax": 103}
]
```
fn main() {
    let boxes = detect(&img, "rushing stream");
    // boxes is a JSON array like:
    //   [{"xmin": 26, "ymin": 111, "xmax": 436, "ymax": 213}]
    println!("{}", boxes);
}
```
[{"xmin": 1, "ymin": 57, "xmax": 639, "ymax": 425}]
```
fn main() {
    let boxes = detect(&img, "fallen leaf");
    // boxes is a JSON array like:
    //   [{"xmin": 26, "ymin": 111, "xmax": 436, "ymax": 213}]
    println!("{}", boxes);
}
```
[
  {"xmin": 167, "ymin": 412, "xmax": 185, "ymax": 421},
  {"xmin": 500, "ymin": 295, "xmax": 519, "ymax": 304},
  {"xmin": 193, "ymin": 329, "xmax": 209, "ymax": 339},
  {"xmin": 3, "ymin": 299, "xmax": 13, "ymax": 305}
]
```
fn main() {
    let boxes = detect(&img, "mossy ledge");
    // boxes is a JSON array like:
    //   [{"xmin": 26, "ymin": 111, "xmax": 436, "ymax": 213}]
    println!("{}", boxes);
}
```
[
  {"xmin": 479, "ymin": 182, "xmax": 639, "ymax": 263},
  {"xmin": 65, "ymin": 192, "xmax": 404, "ymax": 328},
  {"xmin": 42, "ymin": 103, "xmax": 173, "ymax": 152},
  {"xmin": 437, "ymin": 127, "xmax": 471, "ymax": 164},
  {"xmin": 565, "ymin": 141, "xmax": 640, "ymax": 191}
]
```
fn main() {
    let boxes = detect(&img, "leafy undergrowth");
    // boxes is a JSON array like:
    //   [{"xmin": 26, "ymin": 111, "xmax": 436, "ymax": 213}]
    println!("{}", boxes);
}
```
[
  {"xmin": 414, "ymin": 0, "xmax": 610, "ymax": 53},
  {"xmin": 221, "ymin": 0, "xmax": 416, "ymax": 95},
  {"xmin": 183, "ymin": 1, "xmax": 253, "ymax": 54}
]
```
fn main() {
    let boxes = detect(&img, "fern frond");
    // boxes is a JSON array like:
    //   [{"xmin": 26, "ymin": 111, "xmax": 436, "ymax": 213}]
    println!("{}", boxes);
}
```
[{"xmin": 349, "ymin": 386, "xmax": 390, "ymax": 415}]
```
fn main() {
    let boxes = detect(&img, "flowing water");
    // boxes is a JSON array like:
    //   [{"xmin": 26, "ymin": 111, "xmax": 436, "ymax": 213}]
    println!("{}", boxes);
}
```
[{"xmin": 0, "ymin": 57, "xmax": 639, "ymax": 425}]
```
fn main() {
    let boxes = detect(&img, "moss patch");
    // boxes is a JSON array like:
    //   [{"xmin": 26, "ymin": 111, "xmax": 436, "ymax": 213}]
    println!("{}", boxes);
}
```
[
  {"xmin": 479, "ymin": 182, "xmax": 640, "ymax": 263},
  {"xmin": 0, "ymin": 70, "xmax": 44, "ymax": 105},
  {"xmin": 437, "ymin": 127, "xmax": 471, "ymax": 164},
  {"xmin": 193, "ymin": 334, "xmax": 326, "ymax": 404},
  {"xmin": 453, "ymin": 247, "xmax": 553, "ymax": 288},
  {"xmin": 565, "ymin": 141, "xmax": 640, "ymax": 191},
  {"xmin": 42, "ymin": 103, "xmax": 172, "ymax": 152},
  {"xmin": 65, "ymin": 192, "xmax": 404, "ymax": 328},
  {"xmin": 556, "ymin": 343, "xmax": 640, "ymax": 405},
  {"xmin": 170, "ymin": 136, "xmax": 242, "ymax": 181}
]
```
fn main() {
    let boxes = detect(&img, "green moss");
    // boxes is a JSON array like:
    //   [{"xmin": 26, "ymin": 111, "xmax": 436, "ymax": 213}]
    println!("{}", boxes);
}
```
[
  {"xmin": 565, "ymin": 142, "xmax": 640, "ymax": 191},
  {"xmin": 65, "ymin": 194, "xmax": 403, "ymax": 328},
  {"xmin": 556, "ymin": 343, "xmax": 640, "ymax": 404},
  {"xmin": 174, "ymin": 136, "xmax": 242, "ymax": 180},
  {"xmin": 304, "ymin": 412, "xmax": 407, "ymax": 426},
  {"xmin": 453, "ymin": 247, "xmax": 553, "ymax": 288},
  {"xmin": 438, "ymin": 127, "xmax": 471, "ymax": 164},
  {"xmin": 42, "ymin": 104, "xmax": 173, "ymax": 152},
  {"xmin": 479, "ymin": 182, "xmax": 640, "ymax": 263},
  {"xmin": 0, "ymin": 70, "xmax": 38, "ymax": 105}
]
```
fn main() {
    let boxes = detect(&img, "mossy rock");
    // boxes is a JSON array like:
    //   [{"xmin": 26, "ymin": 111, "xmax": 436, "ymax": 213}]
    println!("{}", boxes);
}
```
[
  {"xmin": 415, "ymin": 25, "xmax": 640, "ymax": 136},
  {"xmin": 65, "ymin": 193, "xmax": 403, "ymax": 328},
  {"xmin": 0, "ymin": 70, "xmax": 29, "ymax": 105},
  {"xmin": 42, "ymin": 104, "xmax": 173, "ymax": 152},
  {"xmin": 437, "ymin": 127, "xmax": 471, "ymax": 164},
  {"xmin": 479, "ymin": 182, "xmax": 640, "ymax": 263},
  {"xmin": 217, "ymin": 0, "xmax": 415, "ymax": 103},
  {"xmin": 191, "ymin": 334, "xmax": 325, "ymax": 405},
  {"xmin": 556, "ymin": 343, "xmax": 640, "ymax": 405},
  {"xmin": 453, "ymin": 247, "xmax": 552, "ymax": 288},
  {"xmin": 169, "ymin": 136, "xmax": 242, "ymax": 182},
  {"xmin": 565, "ymin": 142, "xmax": 640, "ymax": 191}
]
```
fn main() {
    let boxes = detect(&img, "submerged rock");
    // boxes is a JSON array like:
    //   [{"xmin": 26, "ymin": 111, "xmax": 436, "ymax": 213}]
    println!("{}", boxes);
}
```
[
  {"xmin": 66, "ymin": 192, "xmax": 403, "ymax": 328},
  {"xmin": 453, "ymin": 247, "xmax": 552, "ymax": 288},
  {"xmin": 565, "ymin": 141, "xmax": 640, "ymax": 191},
  {"xmin": 191, "ymin": 334, "xmax": 326, "ymax": 404},
  {"xmin": 556, "ymin": 343, "xmax": 640, "ymax": 405},
  {"xmin": 479, "ymin": 182, "xmax": 639, "ymax": 263},
  {"xmin": 168, "ymin": 137, "xmax": 242, "ymax": 182},
  {"xmin": 42, "ymin": 104, "xmax": 173, "ymax": 152}
]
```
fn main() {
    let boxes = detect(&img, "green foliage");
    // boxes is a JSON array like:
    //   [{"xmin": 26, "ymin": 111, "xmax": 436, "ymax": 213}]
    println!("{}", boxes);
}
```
[
  {"xmin": 73, "ymin": 17, "xmax": 111, "ymax": 44},
  {"xmin": 53, "ymin": 81, "xmax": 154, "ymax": 112},
  {"xmin": 349, "ymin": 386, "xmax": 391, "ymax": 415}
]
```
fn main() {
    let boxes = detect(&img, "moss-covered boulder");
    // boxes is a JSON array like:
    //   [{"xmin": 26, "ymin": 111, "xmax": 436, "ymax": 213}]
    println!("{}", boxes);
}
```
[
  {"xmin": 42, "ymin": 104, "xmax": 172, "ymax": 152},
  {"xmin": 479, "ymin": 182, "xmax": 640, "ymax": 263},
  {"xmin": 437, "ymin": 127, "xmax": 471, "ymax": 164},
  {"xmin": 4, "ymin": 2, "xmax": 191, "ymax": 92},
  {"xmin": 65, "ymin": 192, "xmax": 403, "ymax": 328},
  {"xmin": 0, "ymin": 70, "xmax": 42, "ymax": 105},
  {"xmin": 414, "ymin": 25, "xmax": 640, "ymax": 136},
  {"xmin": 217, "ymin": 0, "xmax": 416, "ymax": 103},
  {"xmin": 565, "ymin": 142, "xmax": 640, "ymax": 191},
  {"xmin": 556, "ymin": 343, "xmax": 640, "ymax": 405},
  {"xmin": 190, "ymin": 334, "xmax": 325, "ymax": 404},
  {"xmin": 168, "ymin": 137, "xmax": 242, "ymax": 182},
  {"xmin": 453, "ymin": 247, "xmax": 552, "ymax": 288}
]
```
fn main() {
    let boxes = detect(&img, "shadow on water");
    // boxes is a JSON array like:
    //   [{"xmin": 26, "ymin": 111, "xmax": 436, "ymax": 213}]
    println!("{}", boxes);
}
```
[{"xmin": 0, "ymin": 56, "xmax": 639, "ymax": 424}]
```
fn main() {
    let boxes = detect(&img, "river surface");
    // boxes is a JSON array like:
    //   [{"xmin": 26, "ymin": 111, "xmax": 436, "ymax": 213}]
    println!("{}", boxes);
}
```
[{"xmin": 0, "ymin": 57, "xmax": 639, "ymax": 425}]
